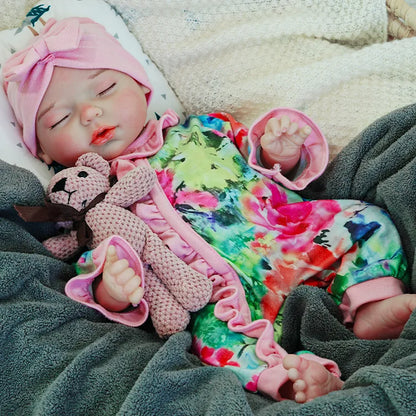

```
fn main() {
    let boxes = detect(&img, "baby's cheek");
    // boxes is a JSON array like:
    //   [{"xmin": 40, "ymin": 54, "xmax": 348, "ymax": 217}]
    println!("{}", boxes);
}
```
[
  {"xmin": 117, "ymin": 91, "xmax": 147, "ymax": 128},
  {"xmin": 50, "ymin": 132, "xmax": 87, "ymax": 166}
]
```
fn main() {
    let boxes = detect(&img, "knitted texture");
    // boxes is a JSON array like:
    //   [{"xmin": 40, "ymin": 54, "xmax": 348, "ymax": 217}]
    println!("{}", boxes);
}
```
[
  {"xmin": 43, "ymin": 230, "xmax": 81, "ymax": 260},
  {"xmin": 86, "ymin": 203, "xmax": 212, "ymax": 312},
  {"xmin": 142, "ymin": 230, "xmax": 213, "ymax": 311},
  {"xmin": 43, "ymin": 153, "xmax": 212, "ymax": 337},
  {"xmin": 105, "ymin": 0, "xmax": 416, "ymax": 159},
  {"xmin": 143, "ymin": 266, "xmax": 190, "ymax": 337}
]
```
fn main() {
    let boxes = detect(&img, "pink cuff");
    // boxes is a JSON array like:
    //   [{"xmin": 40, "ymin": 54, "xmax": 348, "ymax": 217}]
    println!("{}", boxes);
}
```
[
  {"xmin": 339, "ymin": 276, "xmax": 405, "ymax": 324},
  {"xmin": 65, "ymin": 235, "xmax": 149, "ymax": 326},
  {"xmin": 257, "ymin": 353, "xmax": 341, "ymax": 401},
  {"xmin": 247, "ymin": 108, "xmax": 328, "ymax": 191}
]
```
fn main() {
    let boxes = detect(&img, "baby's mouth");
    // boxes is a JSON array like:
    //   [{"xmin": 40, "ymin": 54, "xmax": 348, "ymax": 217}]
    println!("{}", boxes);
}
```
[{"xmin": 91, "ymin": 126, "xmax": 116, "ymax": 145}]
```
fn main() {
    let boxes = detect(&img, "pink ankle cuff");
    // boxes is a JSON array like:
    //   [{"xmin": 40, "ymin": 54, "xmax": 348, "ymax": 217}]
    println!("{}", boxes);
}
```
[{"xmin": 340, "ymin": 277, "xmax": 405, "ymax": 324}]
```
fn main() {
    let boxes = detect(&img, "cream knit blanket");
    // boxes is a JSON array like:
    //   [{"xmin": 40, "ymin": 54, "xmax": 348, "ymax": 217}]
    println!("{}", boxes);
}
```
[
  {"xmin": 104, "ymin": 0, "xmax": 416, "ymax": 159},
  {"xmin": 4, "ymin": 0, "xmax": 416, "ymax": 158}
]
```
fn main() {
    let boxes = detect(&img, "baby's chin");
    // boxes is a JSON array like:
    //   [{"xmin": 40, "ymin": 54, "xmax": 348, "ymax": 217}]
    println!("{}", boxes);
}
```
[{"xmin": 90, "ymin": 140, "xmax": 132, "ymax": 162}]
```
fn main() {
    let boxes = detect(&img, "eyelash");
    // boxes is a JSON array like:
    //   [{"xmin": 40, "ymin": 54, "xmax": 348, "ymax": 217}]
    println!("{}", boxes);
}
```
[
  {"xmin": 98, "ymin": 82, "xmax": 116, "ymax": 96},
  {"xmin": 50, "ymin": 115, "xmax": 69, "ymax": 129}
]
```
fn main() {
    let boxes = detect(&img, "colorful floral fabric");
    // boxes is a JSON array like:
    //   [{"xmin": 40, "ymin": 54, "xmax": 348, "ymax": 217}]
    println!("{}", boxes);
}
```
[
  {"xmin": 73, "ymin": 111, "xmax": 408, "ymax": 394},
  {"xmin": 147, "ymin": 113, "xmax": 408, "ymax": 390}
]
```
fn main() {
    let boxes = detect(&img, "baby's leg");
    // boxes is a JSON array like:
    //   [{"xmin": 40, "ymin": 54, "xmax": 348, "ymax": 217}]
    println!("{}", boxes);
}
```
[
  {"xmin": 353, "ymin": 294, "xmax": 416, "ymax": 339},
  {"xmin": 282, "ymin": 354, "xmax": 343, "ymax": 403}
]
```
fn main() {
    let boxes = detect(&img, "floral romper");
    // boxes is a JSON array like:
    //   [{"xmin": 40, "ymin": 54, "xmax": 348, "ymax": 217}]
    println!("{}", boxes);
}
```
[{"xmin": 70, "ymin": 109, "xmax": 408, "ymax": 399}]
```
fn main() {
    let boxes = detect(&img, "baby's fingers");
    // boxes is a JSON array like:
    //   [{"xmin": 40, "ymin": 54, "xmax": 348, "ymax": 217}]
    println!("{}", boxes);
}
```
[
  {"xmin": 128, "ymin": 286, "xmax": 145, "ymax": 306},
  {"xmin": 265, "ymin": 115, "xmax": 291, "ymax": 135},
  {"xmin": 116, "ymin": 266, "xmax": 135, "ymax": 285},
  {"xmin": 279, "ymin": 115, "xmax": 290, "ymax": 132},
  {"xmin": 123, "ymin": 275, "xmax": 143, "ymax": 306},
  {"xmin": 265, "ymin": 117, "xmax": 282, "ymax": 136},
  {"xmin": 108, "ymin": 258, "xmax": 130, "ymax": 276},
  {"xmin": 288, "ymin": 124, "xmax": 312, "ymax": 146},
  {"xmin": 123, "ymin": 275, "xmax": 142, "ymax": 295},
  {"xmin": 298, "ymin": 125, "xmax": 312, "ymax": 139},
  {"xmin": 105, "ymin": 245, "xmax": 119, "ymax": 266},
  {"xmin": 287, "ymin": 122, "xmax": 299, "ymax": 135}
]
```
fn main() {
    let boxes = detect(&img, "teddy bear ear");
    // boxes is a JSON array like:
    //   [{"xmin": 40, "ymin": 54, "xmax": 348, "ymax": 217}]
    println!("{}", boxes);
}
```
[{"xmin": 75, "ymin": 153, "xmax": 110, "ymax": 177}]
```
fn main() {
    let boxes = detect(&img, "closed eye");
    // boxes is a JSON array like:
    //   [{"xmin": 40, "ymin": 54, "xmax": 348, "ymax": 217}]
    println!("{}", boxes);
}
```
[
  {"xmin": 50, "ymin": 114, "xmax": 69, "ymax": 129},
  {"xmin": 98, "ymin": 83, "xmax": 116, "ymax": 96}
]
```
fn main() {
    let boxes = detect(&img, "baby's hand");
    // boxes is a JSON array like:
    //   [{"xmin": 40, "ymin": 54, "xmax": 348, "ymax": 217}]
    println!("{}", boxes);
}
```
[
  {"xmin": 102, "ymin": 245, "xmax": 144, "ymax": 306},
  {"xmin": 260, "ymin": 115, "xmax": 311, "ymax": 172}
]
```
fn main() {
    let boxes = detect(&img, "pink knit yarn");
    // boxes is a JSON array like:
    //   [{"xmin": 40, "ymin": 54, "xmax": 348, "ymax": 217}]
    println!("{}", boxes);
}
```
[{"xmin": 43, "ymin": 153, "xmax": 212, "ymax": 337}]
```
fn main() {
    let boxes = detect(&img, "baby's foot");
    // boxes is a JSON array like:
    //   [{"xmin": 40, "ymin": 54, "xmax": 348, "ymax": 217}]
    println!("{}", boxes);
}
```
[
  {"xmin": 282, "ymin": 354, "xmax": 343, "ymax": 403},
  {"xmin": 353, "ymin": 294, "xmax": 416, "ymax": 339}
]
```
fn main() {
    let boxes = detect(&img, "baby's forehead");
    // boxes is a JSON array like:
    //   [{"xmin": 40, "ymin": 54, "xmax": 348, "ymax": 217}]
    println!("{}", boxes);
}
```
[
  {"xmin": 47, "ymin": 67, "xmax": 113, "ymax": 86},
  {"xmin": 38, "ymin": 68, "xmax": 124, "ymax": 110},
  {"xmin": 44, "ymin": 67, "xmax": 135, "ymax": 93}
]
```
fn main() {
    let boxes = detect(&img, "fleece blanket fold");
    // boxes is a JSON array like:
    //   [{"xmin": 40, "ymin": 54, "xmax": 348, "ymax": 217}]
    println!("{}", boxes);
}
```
[{"xmin": 1, "ymin": 105, "xmax": 416, "ymax": 416}]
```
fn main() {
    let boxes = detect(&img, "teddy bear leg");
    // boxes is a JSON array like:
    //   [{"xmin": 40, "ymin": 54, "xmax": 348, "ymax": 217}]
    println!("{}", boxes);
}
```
[
  {"xmin": 143, "ymin": 232, "xmax": 213, "ymax": 312},
  {"xmin": 143, "ymin": 266, "xmax": 191, "ymax": 338}
]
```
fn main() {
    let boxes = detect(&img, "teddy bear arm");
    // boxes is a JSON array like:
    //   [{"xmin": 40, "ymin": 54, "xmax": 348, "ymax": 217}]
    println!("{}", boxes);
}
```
[
  {"xmin": 43, "ymin": 230, "xmax": 80, "ymax": 261},
  {"xmin": 106, "ymin": 166, "xmax": 157, "ymax": 207},
  {"xmin": 142, "ymin": 229, "xmax": 213, "ymax": 312},
  {"xmin": 143, "ymin": 265, "xmax": 190, "ymax": 337}
]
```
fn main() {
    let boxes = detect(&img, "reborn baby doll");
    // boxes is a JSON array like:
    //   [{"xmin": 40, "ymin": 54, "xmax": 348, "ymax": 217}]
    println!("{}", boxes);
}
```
[
  {"xmin": 16, "ymin": 152, "xmax": 213, "ymax": 338},
  {"xmin": 4, "ymin": 16, "xmax": 416, "ymax": 403}
]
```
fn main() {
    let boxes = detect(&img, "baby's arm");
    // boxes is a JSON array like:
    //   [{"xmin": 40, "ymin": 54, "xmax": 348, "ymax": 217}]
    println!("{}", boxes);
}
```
[
  {"xmin": 260, "ymin": 115, "xmax": 311, "ymax": 173},
  {"xmin": 94, "ymin": 245, "xmax": 144, "ymax": 312}
]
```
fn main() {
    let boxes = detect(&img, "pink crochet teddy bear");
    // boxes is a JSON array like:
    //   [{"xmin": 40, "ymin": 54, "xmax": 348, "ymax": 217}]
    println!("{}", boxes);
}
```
[{"xmin": 26, "ymin": 152, "xmax": 213, "ymax": 337}]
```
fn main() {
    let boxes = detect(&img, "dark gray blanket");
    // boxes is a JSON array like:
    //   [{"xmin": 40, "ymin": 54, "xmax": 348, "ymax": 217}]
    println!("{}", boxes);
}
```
[
  {"xmin": 302, "ymin": 103, "xmax": 416, "ymax": 292},
  {"xmin": 1, "ymin": 105, "xmax": 416, "ymax": 415}
]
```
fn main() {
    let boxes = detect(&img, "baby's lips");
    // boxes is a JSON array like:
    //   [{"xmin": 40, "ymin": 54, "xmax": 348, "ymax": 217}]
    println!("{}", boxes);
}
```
[{"xmin": 91, "ymin": 126, "xmax": 116, "ymax": 145}]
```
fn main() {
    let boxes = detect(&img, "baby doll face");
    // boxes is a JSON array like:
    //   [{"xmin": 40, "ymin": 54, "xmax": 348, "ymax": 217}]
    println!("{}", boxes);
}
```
[{"xmin": 36, "ymin": 67, "xmax": 149, "ymax": 167}]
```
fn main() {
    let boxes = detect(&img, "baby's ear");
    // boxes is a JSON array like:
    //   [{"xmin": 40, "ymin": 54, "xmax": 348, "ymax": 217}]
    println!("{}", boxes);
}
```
[
  {"xmin": 75, "ymin": 152, "xmax": 110, "ymax": 177},
  {"xmin": 37, "ymin": 149, "xmax": 53, "ymax": 165}
]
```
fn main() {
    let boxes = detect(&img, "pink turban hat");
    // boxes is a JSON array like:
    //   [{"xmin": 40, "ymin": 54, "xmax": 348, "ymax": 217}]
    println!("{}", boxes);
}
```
[{"xmin": 3, "ymin": 17, "xmax": 153, "ymax": 157}]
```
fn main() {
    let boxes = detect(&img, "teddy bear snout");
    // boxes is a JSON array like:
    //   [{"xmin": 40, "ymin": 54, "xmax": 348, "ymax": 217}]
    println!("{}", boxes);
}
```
[
  {"xmin": 50, "ymin": 177, "xmax": 78, "ymax": 205},
  {"xmin": 51, "ymin": 177, "xmax": 67, "ymax": 193}
]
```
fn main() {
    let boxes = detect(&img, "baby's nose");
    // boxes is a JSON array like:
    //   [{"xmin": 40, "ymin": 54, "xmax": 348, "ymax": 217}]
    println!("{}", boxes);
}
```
[{"xmin": 80, "ymin": 104, "xmax": 102, "ymax": 125}]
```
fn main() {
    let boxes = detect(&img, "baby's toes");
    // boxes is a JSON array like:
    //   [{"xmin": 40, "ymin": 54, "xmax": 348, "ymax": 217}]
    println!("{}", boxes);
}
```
[
  {"xmin": 287, "ymin": 367, "xmax": 300, "ymax": 382},
  {"xmin": 292, "ymin": 377, "xmax": 309, "ymax": 403},
  {"xmin": 293, "ymin": 378, "xmax": 307, "ymax": 393},
  {"xmin": 294, "ymin": 390, "xmax": 308, "ymax": 404},
  {"xmin": 283, "ymin": 354, "xmax": 302, "ymax": 373}
]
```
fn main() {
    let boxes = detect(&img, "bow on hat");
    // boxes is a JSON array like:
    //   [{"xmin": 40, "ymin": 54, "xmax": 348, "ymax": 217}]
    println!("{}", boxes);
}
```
[{"xmin": 3, "ymin": 18, "xmax": 82, "ymax": 85}]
